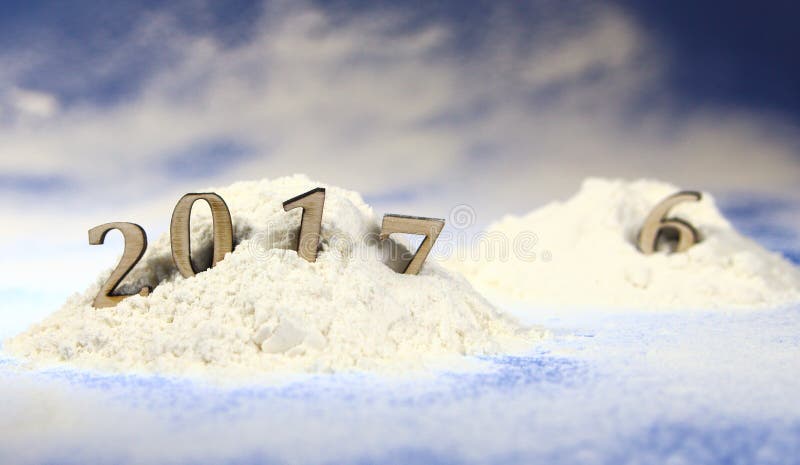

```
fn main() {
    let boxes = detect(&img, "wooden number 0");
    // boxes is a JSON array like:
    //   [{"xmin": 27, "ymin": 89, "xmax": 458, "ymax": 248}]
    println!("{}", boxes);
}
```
[
  {"xmin": 380, "ymin": 214, "xmax": 445, "ymax": 275},
  {"xmin": 637, "ymin": 191, "xmax": 702, "ymax": 254},
  {"xmin": 88, "ymin": 222, "xmax": 151, "ymax": 308},
  {"xmin": 170, "ymin": 193, "xmax": 234, "ymax": 278},
  {"xmin": 283, "ymin": 187, "xmax": 325, "ymax": 263}
]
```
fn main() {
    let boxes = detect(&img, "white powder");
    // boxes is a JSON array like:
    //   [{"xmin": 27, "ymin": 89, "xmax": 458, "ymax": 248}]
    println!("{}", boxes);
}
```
[
  {"xmin": 7, "ymin": 175, "xmax": 541, "ymax": 379},
  {"xmin": 446, "ymin": 178, "xmax": 800, "ymax": 311}
]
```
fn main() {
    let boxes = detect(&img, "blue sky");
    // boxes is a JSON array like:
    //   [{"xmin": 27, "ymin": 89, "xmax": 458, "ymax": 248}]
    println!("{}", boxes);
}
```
[
  {"xmin": 1, "ymin": 0, "xmax": 799, "ymax": 309},
  {"xmin": 1, "ymin": 1, "xmax": 798, "ymax": 119},
  {"xmin": 617, "ymin": 0, "xmax": 800, "ymax": 119}
]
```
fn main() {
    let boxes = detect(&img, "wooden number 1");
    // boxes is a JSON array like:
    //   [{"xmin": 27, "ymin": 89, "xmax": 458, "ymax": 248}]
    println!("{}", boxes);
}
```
[
  {"xmin": 170, "ymin": 193, "xmax": 234, "ymax": 278},
  {"xmin": 88, "ymin": 222, "xmax": 151, "ymax": 308},
  {"xmin": 283, "ymin": 187, "xmax": 325, "ymax": 262},
  {"xmin": 637, "ymin": 191, "xmax": 702, "ymax": 254},
  {"xmin": 380, "ymin": 214, "xmax": 445, "ymax": 275}
]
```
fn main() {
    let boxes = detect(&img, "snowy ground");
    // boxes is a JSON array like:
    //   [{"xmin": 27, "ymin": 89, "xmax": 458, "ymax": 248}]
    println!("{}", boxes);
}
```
[{"xmin": 0, "ymin": 198, "xmax": 798, "ymax": 465}]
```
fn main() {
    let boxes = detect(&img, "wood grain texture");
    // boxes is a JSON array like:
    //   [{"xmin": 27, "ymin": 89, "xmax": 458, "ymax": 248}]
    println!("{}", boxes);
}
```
[
  {"xmin": 283, "ymin": 187, "xmax": 326, "ymax": 263},
  {"xmin": 637, "ymin": 191, "xmax": 702, "ymax": 254},
  {"xmin": 380, "ymin": 214, "xmax": 445, "ymax": 275},
  {"xmin": 170, "ymin": 193, "xmax": 234, "ymax": 278},
  {"xmin": 88, "ymin": 222, "xmax": 151, "ymax": 308}
]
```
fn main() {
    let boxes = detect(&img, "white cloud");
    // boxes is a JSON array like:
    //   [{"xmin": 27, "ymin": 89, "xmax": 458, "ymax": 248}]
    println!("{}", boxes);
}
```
[
  {"xmin": 10, "ymin": 87, "xmax": 59, "ymax": 118},
  {"xmin": 0, "ymin": 3, "xmax": 796, "ymax": 196},
  {"xmin": 520, "ymin": 10, "xmax": 645, "ymax": 88}
]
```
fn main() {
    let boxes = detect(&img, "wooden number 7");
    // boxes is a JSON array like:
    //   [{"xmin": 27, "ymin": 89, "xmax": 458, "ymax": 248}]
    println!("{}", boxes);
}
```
[
  {"xmin": 88, "ymin": 222, "xmax": 151, "ymax": 308},
  {"xmin": 380, "ymin": 214, "xmax": 445, "ymax": 275},
  {"xmin": 637, "ymin": 191, "xmax": 702, "ymax": 254}
]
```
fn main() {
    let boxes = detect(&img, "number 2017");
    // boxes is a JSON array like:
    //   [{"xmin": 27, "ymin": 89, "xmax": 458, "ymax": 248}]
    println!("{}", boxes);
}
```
[{"xmin": 89, "ymin": 188, "xmax": 445, "ymax": 308}]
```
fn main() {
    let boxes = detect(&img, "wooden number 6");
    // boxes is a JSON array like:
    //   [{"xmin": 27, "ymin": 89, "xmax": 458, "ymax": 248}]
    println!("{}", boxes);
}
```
[
  {"xmin": 380, "ymin": 214, "xmax": 445, "ymax": 275},
  {"xmin": 88, "ymin": 222, "xmax": 151, "ymax": 308},
  {"xmin": 283, "ymin": 187, "xmax": 325, "ymax": 263},
  {"xmin": 637, "ymin": 191, "xmax": 702, "ymax": 254},
  {"xmin": 170, "ymin": 193, "xmax": 234, "ymax": 278}
]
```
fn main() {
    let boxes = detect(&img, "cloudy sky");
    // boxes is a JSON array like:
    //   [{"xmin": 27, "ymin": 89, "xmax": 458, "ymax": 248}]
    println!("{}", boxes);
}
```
[{"xmin": 1, "ymin": 0, "xmax": 799, "ymax": 326}]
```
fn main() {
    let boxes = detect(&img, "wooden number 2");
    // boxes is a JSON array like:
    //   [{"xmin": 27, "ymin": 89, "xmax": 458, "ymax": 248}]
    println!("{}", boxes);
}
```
[
  {"xmin": 170, "ymin": 193, "xmax": 234, "ymax": 278},
  {"xmin": 283, "ymin": 187, "xmax": 326, "ymax": 263},
  {"xmin": 637, "ymin": 191, "xmax": 702, "ymax": 254},
  {"xmin": 88, "ymin": 222, "xmax": 151, "ymax": 308},
  {"xmin": 380, "ymin": 214, "xmax": 445, "ymax": 275}
]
